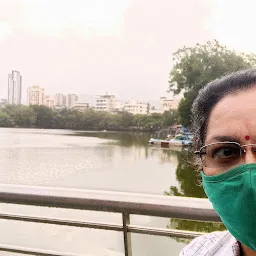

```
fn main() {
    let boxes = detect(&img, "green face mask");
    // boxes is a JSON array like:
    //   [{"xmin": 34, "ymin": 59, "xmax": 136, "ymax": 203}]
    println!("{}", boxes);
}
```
[{"xmin": 201, "ymin": 163, "xmax": 256, "ymax": 251}]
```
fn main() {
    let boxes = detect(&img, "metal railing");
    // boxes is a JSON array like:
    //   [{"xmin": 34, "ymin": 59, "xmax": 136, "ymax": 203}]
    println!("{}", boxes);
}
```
[{"xmin": 0, "ymin": 184, "xmax": 220, "ymax": 256}]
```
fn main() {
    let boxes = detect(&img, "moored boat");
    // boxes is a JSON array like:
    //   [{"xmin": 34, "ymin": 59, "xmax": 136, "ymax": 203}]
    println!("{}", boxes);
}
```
[{"xmin": 148, "ymin": 134, "xmax": 192, "ymax": 148}]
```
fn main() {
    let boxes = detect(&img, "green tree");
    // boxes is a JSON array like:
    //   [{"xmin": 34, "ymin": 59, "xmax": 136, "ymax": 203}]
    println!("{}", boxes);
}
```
[
  {"xmin": 32, "ymin": 105, "xmax": 57, "ymax": 128},
  {"xmin": 0, "ymin": 105, "xmax": 179, "ymax": 131},
  {"xmin": 162, "ymin": 109, "xmax": 178, "ymax": 127},
  {"xmin": 134, "ymin": 114, "xmax": 151, "ymax": 129},
  {"xmin": 118, "ymin": 111, "xmax": 134, "ymax": 128},
  {"xmin": 58, "ymin": 108, "xmax": 83, "ymax": 129},
  {"xmin": 6, "ymin": 105, "xmax": 36, "ymax": 127},
  {"xmin": 141, "ymin": 113, "xmax": 163, "ymax": 129},
  {"xmin": 169, "ymin": 40, "xmax": 256, "ymax": 126},
  {"xmin": 0, "ymin": 110, "xmax": 14, "ymax": 127},
  {"xmin": 82, "ymin": 109, "xmax": 102, "ymax": 130}
]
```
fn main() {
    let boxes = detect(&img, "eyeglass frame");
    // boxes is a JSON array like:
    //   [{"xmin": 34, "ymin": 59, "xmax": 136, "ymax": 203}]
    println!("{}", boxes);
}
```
[{"xmin": 194, "ymin": 141, "xmax": 256, "ymax": 168}]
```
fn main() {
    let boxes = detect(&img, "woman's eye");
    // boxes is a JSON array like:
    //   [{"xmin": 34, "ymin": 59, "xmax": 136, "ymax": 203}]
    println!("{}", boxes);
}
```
[{"xmin": 212, "ymin": 147, "xmax": 236, "ymax": 158}]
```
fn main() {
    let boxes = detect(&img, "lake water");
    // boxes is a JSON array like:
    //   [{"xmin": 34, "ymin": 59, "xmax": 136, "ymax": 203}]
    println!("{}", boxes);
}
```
[{"xmin": 0, "ymin": 128, "xmax": 216, "ymax": 256}]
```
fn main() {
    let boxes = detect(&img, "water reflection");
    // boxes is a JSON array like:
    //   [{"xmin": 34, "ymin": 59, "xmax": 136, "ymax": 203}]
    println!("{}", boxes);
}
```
[
  {"xmin": 73, "ymin": 131, "xmax": 150, "ymax": 147},
  {"xmin": 73, "ymin": 131, "xmax": 225, "ymax": 235},
  {"xmin": 74, "ymin": 131, "xmax": 205, "ymax": 198},
  {"xmin": 73, "ymin": 131, "xmax": 153, "ymax": 165},
  {"xmin": 163, "ymin": 149, "xmax": 205, "ymax": 198}
]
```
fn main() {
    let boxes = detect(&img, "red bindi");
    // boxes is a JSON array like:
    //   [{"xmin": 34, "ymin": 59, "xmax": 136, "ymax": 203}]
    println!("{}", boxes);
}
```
[{"xmin": 245, "ymin": 135, "xmax": 250, "ymax": 140}]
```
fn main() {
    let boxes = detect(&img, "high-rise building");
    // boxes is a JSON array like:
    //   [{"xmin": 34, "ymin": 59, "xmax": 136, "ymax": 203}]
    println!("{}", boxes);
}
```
[
  {"xmin": 67, "ymin": 94, "xmax": 78, "ymax": 108},
  {"xmin": 27, "ymin": 86, "xmax": 45, "ymax": 105},
  {"xmin": 54, "ymin": 94, "xmax": 66, "ymax": 107},
  {"xmin": 8, "ymin": 70, "xmax": 22, "ymax": 105}
]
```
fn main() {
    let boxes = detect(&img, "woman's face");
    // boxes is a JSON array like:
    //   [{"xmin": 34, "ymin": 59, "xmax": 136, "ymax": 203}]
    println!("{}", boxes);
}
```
[{"xmin": 203, "ymin": 87, "xmax": 256, "ymax": 176}]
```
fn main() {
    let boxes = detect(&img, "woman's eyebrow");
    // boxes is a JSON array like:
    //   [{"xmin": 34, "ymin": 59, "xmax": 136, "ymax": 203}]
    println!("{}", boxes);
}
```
[{"xmin": 209, "ymin": 136, "xmax": 241, "ymax": 143}]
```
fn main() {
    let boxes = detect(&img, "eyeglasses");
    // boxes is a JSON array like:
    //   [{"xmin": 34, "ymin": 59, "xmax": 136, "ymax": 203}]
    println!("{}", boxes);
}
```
[{"xmin": 195, "ymin": 142, "xmax": 256, "ymax": 168}]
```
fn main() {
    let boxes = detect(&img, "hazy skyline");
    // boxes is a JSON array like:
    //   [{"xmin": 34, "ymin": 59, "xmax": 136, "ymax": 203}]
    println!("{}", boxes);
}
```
[{"xmin": 1, "ymin": 0, "xmax": 256, "ymax": 103}]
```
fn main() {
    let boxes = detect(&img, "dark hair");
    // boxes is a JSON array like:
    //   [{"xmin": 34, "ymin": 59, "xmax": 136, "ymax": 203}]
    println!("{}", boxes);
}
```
[{"xmin": 192, "ymin": 68, "xmax": 256, "ymax": 149}]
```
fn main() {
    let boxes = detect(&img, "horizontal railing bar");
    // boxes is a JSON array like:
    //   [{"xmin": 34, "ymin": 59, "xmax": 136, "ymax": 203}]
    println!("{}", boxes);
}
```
[
  {"xmin": 0, "ymin": 184, "xmax": 220, "ymax": 222},
  {"xmin": 0, "ymin": 212, "xmax": 123, "ymax": 231},
  {"xmin": 0, "ymin": 244, "xmax": 79, "ymax": 256},
  {"xmin": 128, "ymin": 225, "xmax": 204, "ymax": 239},
  {"xmin": 0, "ymin": 212, "xmax": 205, "ymax": 239}
]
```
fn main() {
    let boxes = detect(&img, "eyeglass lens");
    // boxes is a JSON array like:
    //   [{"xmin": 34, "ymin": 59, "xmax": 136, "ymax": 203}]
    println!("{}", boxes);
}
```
[{"xmin": 200, "ymin": 142, "xmax": 243, "ymax": 168}]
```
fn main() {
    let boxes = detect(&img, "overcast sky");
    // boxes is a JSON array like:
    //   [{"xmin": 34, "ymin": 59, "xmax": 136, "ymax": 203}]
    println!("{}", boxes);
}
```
[{"xmin": 1, "ymin": 0, "xmax": 256, "ymax": 102}]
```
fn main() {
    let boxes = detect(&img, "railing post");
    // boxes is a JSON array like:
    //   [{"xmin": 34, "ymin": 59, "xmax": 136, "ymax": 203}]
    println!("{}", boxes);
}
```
[{"xmin": 122, "ymin": 213, "xmax": 132, "ymax": 256}]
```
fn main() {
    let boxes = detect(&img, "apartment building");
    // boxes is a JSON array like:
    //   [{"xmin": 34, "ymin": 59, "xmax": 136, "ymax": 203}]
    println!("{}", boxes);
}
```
[
  {"xmin": 95, "ymin": 94, "xmax": 116, "ymax": 112},
  {"xmin": 27, "ymin": 86, "xmax": 45, "ymax": 105},
  {"xmin": 67, "ymin": 94, "xmax": 78, "ymax": 108},
  {"xmin": 72, "ymin": 102, "xmax": 90, "ymax": 111},
  {"xmin": 44, "ymin": 95, "xmax": 55, "ymax": 108},
  {"xmin": 54, "ymin": 94, "xmax": 66, "ymax": 107},
  {"xmin": 124, "ymin": 99, "xmax": 149, "ymax": 115}
]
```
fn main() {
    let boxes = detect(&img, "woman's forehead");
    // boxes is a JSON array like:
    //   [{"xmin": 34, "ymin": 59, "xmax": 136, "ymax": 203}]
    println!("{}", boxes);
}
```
[{"xmin": 205, "ymin": 88, "xmax": 256, "ymax": 143}]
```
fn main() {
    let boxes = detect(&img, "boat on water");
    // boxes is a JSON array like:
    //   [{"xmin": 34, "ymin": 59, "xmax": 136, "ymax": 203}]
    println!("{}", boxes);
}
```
[{"xmin": 148, "ymin": 133, "xmax": 193, "ymax": 148}]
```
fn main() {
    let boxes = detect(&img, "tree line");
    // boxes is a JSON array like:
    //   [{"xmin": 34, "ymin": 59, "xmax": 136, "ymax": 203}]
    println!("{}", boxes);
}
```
[{"xmin": 0, "ymin": 104, "xmax": 178, "ymax": 131}]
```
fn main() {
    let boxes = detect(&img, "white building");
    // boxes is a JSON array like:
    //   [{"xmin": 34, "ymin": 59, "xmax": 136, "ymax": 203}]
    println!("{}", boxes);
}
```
[
  {"xmin": 160, "ymin": 97, "xmax": 173, "ymax": 112},
  {"xmin": 124, "ymin": 99, "xmax": 149, "ymax": 115},
  {"xmin": 72, "ymin": 102, "xmax": 90, "ymax": 112},
  {"xmin": 27, "ymin": 86, "xmax": 45, "ymax": 105},
  {"xmin": 160, "ymin": 97, "xmax": 180, "ymax": 112},
  {"xmin": 67, "ymin": 94, "xmax": 78, "ymax": 108},
  {"xmin": 44, "ymin": 95, "xmax": 55, "ymax": 108},
  {"xmin": 8, "ymin": 70, "xmax": 22, "ymax": 105},
  {"xmin": 95, "ymin": 94, "xmax": 116, "ymax": 112},
  {"xmin": 54, "ymin": 94, "xmax": 66, "ymax": 107},
  {"xmin": 113, "ymin": 100, "xmax": 124, "ymax": 112},
  {"xmin": 148, "ymin": 96, "xmax": 181, "ymax": 114}
]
